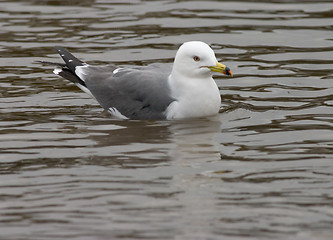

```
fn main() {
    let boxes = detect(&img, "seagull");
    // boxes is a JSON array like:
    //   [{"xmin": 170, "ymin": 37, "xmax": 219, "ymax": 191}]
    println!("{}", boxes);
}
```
[{"xmin": 43, "ymin": 41, "xmax": 232, "ymax": 120}]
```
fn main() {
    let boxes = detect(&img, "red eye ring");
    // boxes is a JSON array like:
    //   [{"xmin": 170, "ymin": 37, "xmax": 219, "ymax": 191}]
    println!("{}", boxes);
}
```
[{"xmin": 193, "ymin": 56, "xmax": 200, "ymax": 62}]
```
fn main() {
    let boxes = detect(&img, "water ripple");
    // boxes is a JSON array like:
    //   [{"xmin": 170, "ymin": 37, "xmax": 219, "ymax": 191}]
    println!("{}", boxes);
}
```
[{"xmin": 1, "ymin": 1, "xmax": 333, "ymax": 239}]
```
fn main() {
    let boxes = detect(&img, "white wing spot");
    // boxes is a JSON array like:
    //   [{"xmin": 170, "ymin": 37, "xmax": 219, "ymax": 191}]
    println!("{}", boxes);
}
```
[
  {"xmin": 108, "ymin": 107, "xmax": 128, "ymax": 119},
  {"xmin": 53, "ymin": 68, "xmax": 62, "ymax": 75},
  {"xmin": 113, "ymin": 68, "xmax": 123, "ymax": 75},
  {"xmin": 69, "ymin": 59, "xmax": 73, "ymax": 62}
]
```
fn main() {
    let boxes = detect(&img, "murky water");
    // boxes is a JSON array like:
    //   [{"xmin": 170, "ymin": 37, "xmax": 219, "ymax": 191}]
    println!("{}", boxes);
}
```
[{"xmin": 1, "ymin": 0, "xmax": 333, "ymax": 239}]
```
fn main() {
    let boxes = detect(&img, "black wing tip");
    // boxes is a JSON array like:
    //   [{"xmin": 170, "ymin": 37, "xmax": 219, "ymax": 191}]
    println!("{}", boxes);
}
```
[
  {"xmin": 54, "ymin": 67, "xmax": 87, "ymax": 87},
  {"xmin": 54, "ymin": 45, "xmax": 84, "ymax": 73},
  {"xmin": 54, "ymin": 45, "xmax": 65, "ymax": 51},
  {"xmin": 54, "ymin": 46, "xmax": 71, "ymax": 57}
]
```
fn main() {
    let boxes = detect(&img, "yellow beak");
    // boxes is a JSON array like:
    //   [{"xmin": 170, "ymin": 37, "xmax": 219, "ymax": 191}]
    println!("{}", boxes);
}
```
[{"xmin": 207, "ymin": 62, "xmax": 232, "ymax": 76}]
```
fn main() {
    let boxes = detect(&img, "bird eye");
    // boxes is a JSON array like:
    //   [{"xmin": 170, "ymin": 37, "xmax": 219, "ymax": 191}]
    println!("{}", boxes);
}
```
[{"xmin": 193, "ymin": 56, "xmax": 200, "ymax": 62}]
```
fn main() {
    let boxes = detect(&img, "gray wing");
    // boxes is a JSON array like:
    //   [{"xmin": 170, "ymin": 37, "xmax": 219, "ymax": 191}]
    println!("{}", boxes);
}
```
[
  {"xmin": 77, "ymin": 64, "xmax": 175, "ymax": 120},
  {"xmin": 51, "ymin": 46, "xmax": 175, "ymax": 120}
]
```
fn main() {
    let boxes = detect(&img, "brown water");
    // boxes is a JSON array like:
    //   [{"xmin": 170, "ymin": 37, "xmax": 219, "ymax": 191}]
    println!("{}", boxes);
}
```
[{"xmin": 1, "ymin": 0, "xmax": 333, "ymax": 239}]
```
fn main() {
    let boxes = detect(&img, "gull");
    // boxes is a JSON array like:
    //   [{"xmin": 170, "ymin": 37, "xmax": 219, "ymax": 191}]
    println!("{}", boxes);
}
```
[{"xmin": 44, "ymin": 41, "xmax": 232, "ymax": 120}]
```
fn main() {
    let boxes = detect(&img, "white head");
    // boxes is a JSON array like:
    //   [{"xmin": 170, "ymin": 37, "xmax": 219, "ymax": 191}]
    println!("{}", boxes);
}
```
[{"xmin": 171, "ymin": 41, "xmax": 232, "ymax": 79}]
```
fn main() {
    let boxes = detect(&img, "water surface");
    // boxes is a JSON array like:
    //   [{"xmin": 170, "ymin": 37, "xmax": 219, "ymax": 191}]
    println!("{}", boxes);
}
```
[{"xmin": 1, "ymin": 0, "xmax": 333, "ymax": 239}]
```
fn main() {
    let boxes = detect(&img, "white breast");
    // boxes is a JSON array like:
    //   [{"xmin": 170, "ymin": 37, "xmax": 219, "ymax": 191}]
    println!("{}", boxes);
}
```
[{"xmin": 165, "ymin": 76, "xmax": 221, "ymax": 119}]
